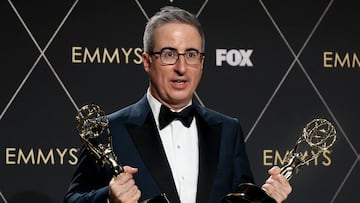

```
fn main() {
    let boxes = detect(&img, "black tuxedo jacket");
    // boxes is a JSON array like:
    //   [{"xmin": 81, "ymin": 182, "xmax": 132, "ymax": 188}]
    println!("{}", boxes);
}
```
[{"xmin": 64, "ymin": 95, "xmax": 254, "ymax": 203}]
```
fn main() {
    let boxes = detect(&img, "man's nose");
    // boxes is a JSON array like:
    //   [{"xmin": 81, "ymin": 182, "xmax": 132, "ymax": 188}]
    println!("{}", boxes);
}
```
[{"xmin": 174, "ymin": 55, "xmax": 187, "ymax": 74}]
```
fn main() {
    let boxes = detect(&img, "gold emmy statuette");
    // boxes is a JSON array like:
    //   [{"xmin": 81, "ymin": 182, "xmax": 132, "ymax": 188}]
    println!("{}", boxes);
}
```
[
  {"xmin": 76, "ymin": 104, "xmax": 170, "ymax": 203},
  {"xmin": 222, "ymin": 118, "xmax": 337, "ymax": 203}
]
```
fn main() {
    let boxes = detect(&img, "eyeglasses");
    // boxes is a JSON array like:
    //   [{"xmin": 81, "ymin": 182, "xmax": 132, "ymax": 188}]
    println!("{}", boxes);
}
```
[{"xmin": 150, "ymin": 48, "xmax": 205, "ymax": 65}]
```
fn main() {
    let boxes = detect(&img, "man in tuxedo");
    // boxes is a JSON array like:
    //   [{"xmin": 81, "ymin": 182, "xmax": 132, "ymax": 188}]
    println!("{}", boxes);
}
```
[{"xmin": 64, "ymin": 6, "xmax": 291, "ymax": 203}]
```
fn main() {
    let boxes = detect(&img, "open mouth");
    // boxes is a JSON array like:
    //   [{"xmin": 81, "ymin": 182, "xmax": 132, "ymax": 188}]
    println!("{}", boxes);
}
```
[
  {"xmin": 173, "ymin": 80, "xmax": 186, "ymax": 83},
  {"xmin": 171, "ymin": 79, "xmax": 188, "ymax": 88}
]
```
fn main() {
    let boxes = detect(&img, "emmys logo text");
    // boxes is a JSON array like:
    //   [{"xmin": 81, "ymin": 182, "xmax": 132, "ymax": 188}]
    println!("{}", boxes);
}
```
[
  {"xmin": 323, "ymin": 51, "xmax": 360, "ymax": 68},
  {"xmin": 72, "ymin": 46, "xmax": 143, "ymax": 65},
  {"xmin": 216, "ymin": 49, "xmax": 253, "ymax": 67},
  {"xmin": 263, "ymin": 149, "xmax": 332, "ymax": 167},
  {"xmin": 4, "ymin": 147, "xmax": 79, "ymax": 166}
]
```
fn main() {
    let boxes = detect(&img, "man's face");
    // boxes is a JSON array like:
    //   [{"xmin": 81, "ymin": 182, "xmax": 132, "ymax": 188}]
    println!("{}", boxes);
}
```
[{"xmin": 143, "ymin": 22, "xmax": 204, "ymax": 110}]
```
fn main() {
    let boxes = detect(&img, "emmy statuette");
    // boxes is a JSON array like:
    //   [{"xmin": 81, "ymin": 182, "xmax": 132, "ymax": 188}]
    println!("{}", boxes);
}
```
[
  {"xmin": 222, "ymin": 118, "xmax": 337, "ymax": 203},
  {"xmin": 76, "ymin": 104, "xmax": 169, "ymax": 203}
]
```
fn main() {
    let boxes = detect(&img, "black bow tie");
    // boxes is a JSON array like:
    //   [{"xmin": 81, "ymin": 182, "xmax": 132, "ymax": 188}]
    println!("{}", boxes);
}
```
[{"xmin": 158, "ymin": 105, "xmax": 195, "ymax": 130}]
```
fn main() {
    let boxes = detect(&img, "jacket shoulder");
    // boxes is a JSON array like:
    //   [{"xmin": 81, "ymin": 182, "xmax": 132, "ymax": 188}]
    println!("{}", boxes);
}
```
[{"xmin": 195, "ymin": 104, "xmax": 239, "ymax": 125}]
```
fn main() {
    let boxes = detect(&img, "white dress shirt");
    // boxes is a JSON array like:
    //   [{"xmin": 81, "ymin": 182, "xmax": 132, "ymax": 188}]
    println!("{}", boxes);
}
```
[{"xmin": 147, "ymin": 90, "xmax": 199, "ymax": 203}]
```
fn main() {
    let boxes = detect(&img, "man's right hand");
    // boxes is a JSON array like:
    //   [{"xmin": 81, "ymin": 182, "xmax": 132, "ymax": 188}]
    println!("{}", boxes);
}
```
[{"xmin": 109, "ymin": 166, "xmax": 141, "ymax": 203}]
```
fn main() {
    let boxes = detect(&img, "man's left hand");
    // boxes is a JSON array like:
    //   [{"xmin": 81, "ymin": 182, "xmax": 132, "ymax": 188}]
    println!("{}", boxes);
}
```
[{"xmin": 261, "ymin": 166, "xmax": 292, "ymax": 203}]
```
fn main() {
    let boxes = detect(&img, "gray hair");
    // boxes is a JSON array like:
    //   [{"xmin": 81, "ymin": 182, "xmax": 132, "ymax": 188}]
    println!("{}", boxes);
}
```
[{"xmin": 143, "ymin": 6, "xmax": 205, "ymax": 53}]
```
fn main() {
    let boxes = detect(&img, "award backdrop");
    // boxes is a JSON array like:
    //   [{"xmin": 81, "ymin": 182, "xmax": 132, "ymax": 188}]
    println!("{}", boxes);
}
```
[{"xmin": 1, "ymin": 0, "xmax": 359, "ymax": 202}]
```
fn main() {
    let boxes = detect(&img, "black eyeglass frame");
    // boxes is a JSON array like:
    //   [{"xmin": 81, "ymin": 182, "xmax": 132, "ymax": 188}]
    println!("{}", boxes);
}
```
[{"xmin": 149, "ymin": 48, "xmax": 205, "ymax": 65}]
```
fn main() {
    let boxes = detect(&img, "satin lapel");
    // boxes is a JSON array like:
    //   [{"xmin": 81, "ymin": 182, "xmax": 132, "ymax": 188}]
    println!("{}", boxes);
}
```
[
  {"xmin": 195, "ymin": 109, "xmax": 222, "ymax": 203},
  {"xmin": 126, "ymin": 113, "xmax": 181, "ymax": 203}
]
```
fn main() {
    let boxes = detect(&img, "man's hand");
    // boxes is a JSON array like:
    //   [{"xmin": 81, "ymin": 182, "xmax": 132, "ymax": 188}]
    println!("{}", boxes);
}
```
[
  {"xmin": 109, "ymin": 166, "xmax": 141, "ymax": 203},
  {"xmin": 261, "ymin": 166, "xmax": 292, "ymax": 203}
]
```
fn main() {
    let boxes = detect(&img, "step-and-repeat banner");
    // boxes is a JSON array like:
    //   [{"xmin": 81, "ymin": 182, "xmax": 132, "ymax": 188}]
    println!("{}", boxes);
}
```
[{"xmin": 1, "ymin": 0, "xmax": 359, "ymax": 202}]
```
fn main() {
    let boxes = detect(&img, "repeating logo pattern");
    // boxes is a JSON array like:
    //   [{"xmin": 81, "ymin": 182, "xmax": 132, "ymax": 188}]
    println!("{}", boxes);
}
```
[{"xmin": 1, "ymin": 0, "xmax": 358, "ymax": 202}]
